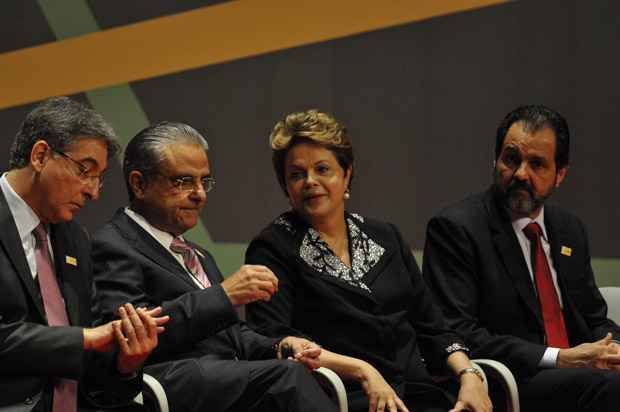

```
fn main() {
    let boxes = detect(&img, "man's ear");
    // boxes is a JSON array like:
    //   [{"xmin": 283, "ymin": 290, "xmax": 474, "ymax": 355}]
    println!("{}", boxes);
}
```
[
  {"xmin": 30, "ymin": 140, "xmax": 51, "ymax": 172},
  {"xmin": 555, "ymin": 165, "xmax": 569, "ymax": 188},
  {"xmin": 128, "ymin": 171, "xmax": 147, "ymax": 199}
]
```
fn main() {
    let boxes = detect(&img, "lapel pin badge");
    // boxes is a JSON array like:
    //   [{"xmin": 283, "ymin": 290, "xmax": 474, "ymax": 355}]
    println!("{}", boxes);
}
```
[
  {"xmin": 65, "ymin": 255, "xmax": 78, "ymax": 266},
  {"xmin": 560, "ymin": 246, "xmax": 572, "ymax": 257}
]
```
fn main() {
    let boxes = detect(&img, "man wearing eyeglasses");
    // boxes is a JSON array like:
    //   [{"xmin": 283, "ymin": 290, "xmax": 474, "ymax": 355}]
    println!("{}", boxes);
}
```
[
  {"xmin": 91, "ymin": 122, "xmax": 337, "ymax": 412},
  {"xmin": 0, "ymin": 97, "xmax": 168, "ymax": 412}
]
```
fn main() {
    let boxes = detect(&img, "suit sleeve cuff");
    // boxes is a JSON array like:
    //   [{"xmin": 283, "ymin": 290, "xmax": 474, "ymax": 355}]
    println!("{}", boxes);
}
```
[{"xmin": 539, "ymin": 347, "xmax": 560, "ymax": 368}]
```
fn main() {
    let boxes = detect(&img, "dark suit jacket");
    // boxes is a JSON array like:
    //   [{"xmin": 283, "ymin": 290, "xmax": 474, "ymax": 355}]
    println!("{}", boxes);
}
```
[
  {"xmin": 0, "ymin": 191, "xmax": 140, "ymax": 410},
  {"xmin": 423, "ymin": 187, "xmax": 620, "ymax": 380},
  {"xmin": 91, "ymin": 209, "xmax": 280, "ymax": 411},
  {"xmin": 246, "ymin": 211, "xmax": 465, "ymax": 389}
]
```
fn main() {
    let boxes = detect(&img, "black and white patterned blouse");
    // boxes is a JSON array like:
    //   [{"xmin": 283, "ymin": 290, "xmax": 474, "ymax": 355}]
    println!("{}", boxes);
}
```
[
  {"xmin": 271, "ymin": 211, "xmax": 469, "ymax": 357},
  {"xmin": 274, "ymin": 212, "xmax": 385, "ymax": 292}
]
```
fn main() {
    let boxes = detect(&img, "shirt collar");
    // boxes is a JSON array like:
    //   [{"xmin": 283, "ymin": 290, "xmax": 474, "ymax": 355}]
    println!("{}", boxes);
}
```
[
  {"xmin": 0, "ymin": 173, "xmax": 41, "ymax": 242},
  {"xmin": 512, "ymin": 206, "xmax": 549, "ymax": 241},
  {"xmin": 124, "ymin": 206, "xmax": 181, "ymax": 249}
]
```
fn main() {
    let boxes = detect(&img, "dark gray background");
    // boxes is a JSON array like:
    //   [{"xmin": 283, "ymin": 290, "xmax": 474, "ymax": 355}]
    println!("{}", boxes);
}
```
[{"xmin": 2, "ymin": 0, "xmax": 619, "ymax": 260}]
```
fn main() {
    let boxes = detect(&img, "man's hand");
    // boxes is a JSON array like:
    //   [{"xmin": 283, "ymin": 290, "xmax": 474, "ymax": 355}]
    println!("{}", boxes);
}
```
[
  {"xmin": 277, "ymin": 336, "xmax": 321, "ymax": 370},
  {"xmin": 115, "ymin": 304, "xmax": 169, "ymax": 374},
  {"xmin": 598, "ymin": 339, "xmax": 620, "ymax": 372},
  {"xmin": 83, "ymin": 322, "xmax": 117, "ymax": 353},
  {"xmin": 221, "ymin": 265, "xmax": 279, "ymax": 306},
  {"xmin": 359, "ymin": 363, "xmax": 409, "ymax": 412},
  {"xmin": 450, "ymin": 373, "xmax": 492, "ymax": 412},
  {"xmin": 558, "ymin": 333, "xmax": 620, "ymax": 369},
  {"xmin": 82, "ymin": 303, "xmax": 169, "ymax": 374}
]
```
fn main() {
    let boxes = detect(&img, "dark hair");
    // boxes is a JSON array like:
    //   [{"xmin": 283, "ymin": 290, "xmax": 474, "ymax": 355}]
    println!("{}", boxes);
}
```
[
  {"xmin": 270, "ymin": 109, "xmax": 354, "ymax": 196},
  {"xmin": 123, "ymin": 121, "xmax": 209, "ymax": 200},
  {"xmin": 9, "ymin": 96, "xmax": 119, "ymax": 169},
  {"xmin": 495, "ymin": 105, "xmax": 570, "ymax": 169}
]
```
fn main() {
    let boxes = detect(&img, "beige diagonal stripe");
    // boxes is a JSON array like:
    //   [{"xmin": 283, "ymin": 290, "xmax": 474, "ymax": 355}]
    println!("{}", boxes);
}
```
[{"xmin": 0, "ymin": 0, "xmax": 507, "ymax": 110}]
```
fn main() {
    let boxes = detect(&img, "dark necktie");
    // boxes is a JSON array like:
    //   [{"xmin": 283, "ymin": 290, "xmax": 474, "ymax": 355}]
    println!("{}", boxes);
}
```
[
  {"xmin": 522, "ymin": 222, "xmax": 570, "ymax": 348},
  {"xmin": 169, "ymin": 237, "xmax": 211, "ymax": 288},
  {"xmin": 33, "ymin": 223, "xmax": 78, "ymax": 412}
]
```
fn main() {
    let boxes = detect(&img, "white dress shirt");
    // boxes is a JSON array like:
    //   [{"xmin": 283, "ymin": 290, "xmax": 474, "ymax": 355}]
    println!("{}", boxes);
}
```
[
  {"xmin": 124, "ymin": 207, "xmax": 205, "ymax": 289},
  {"xmin": 0, "ymin": 173, "xmax": 53, "ymax": 279},
  {"xmin": 511, "ymin": 206, "xmax": 563, "ymax": 368}
]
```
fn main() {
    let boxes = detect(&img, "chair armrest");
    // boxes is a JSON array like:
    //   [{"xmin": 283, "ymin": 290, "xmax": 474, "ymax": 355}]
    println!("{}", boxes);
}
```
[
  {"xmin": 312, "ymin": 367, "xmax": 348, "ymax": 412},
  {"xmin": 469, "ymin": 361, "xmax": 488, "ymax": 391},
  {"xmin": 472, "ymin": 359, "xmax": 519, "ymax": 412},
  {"xmin": 134, "ymin": 373, "xmax": 169, "ymax": 412}
]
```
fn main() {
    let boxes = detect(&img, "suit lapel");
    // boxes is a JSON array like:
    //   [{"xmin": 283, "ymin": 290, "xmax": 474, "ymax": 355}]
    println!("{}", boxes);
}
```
[
  {"xmin": 113, "ymin": 210, "xmax": 201, "ymax": 290},
  {"xmin": 544, "ymin": 206, "xmax": 574, "ymax": 304},
  {"xmin": 191, "ymin": 244, "xmax": 224, "ymax": 285},
  {"xmin": 0, "ymin": 192, "xmax": 47, "ymax": 320},
  {"xmin": 486, "ymin": 189, "xmax": 544, "ymax": 328},
  {"xmin": 50, "ymin": 224, "xmax": 82, "ymax": 325}
]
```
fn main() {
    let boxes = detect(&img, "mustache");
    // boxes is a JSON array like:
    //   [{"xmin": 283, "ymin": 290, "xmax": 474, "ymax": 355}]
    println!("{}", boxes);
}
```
[{"xmin": 505, "ymin": 178, "xmax": 534, "ymax": 198}]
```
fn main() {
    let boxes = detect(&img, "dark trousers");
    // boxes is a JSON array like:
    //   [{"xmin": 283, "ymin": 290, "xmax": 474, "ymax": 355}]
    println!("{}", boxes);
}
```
[
  {"xmin": 347, "ymin": 381, "xmax": 454, "ymax": 412},
  {"xmin": 231, "ymin": 360, "xmax": 337, "ymax": 412},
  {"xmin": 520, "ymin": 368, "xmax": 620, "ymax": 412},
  {"xmin": 147, "ymin": 358, "xmax": 337, "ymax": 412}
]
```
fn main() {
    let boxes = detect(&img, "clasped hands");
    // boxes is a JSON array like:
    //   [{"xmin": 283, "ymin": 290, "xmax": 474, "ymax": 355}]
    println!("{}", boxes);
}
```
[
  {"xmin": 558, "ymin": 332, "xmax": 620, "ymax": 371},
  {"xmin": 83, "ymin": 303, "xmax": 170, "ymax": 374},
  {"xmin": 276, "ymin": 336, "xmax": 322, "ymax": 370}
]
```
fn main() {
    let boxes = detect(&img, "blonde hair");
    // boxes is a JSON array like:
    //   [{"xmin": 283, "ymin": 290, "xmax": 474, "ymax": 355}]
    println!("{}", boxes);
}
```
[{"xmin": 270, "ymin": 109, "xmax": 354, "ymax": 196}]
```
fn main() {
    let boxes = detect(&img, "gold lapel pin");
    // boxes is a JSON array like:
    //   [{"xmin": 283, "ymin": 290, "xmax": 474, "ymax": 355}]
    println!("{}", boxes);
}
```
[
  {"xmin": 65, "ymin": 255, "xmax": 78, "ymax": 266},
  {"xmin": 560, "ymin": 246, "xmax": 572, "ymax": 257}
]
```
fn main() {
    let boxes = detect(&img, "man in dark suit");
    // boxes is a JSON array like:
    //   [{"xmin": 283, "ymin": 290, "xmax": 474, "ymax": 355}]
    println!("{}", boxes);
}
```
[
  {"xmin": 0, "ymin": 97, "xmax": 167, "ymax": 411},
  {"xmin": 423, "ymin": 104, "xmax": 620, "ymax": 411},
  {"xmin": 91, "ymin": 121, "xmax": 337, "ymax": 412}
]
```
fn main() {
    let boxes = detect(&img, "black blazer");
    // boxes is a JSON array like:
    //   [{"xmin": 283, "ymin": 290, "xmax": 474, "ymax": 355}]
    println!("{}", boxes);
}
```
[
  {"xmin": 246, "ymin": 211, "xmax": 465, "ymax": 387},
  {"xmin": 92, "ymin": 209, "xmax": 279, "ymax": 411},
  {"xmin": 423, "ymin": 187, "xmax": 620, "ymax": 380},
  {"xmin": 0, "ymin": 191, "xmax": 140, "ymax": 410}
]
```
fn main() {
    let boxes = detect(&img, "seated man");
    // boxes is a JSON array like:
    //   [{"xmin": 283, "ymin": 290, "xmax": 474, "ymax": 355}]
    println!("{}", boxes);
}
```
[
  {"xmin": 91, "ymin": 121, "xmax": 337, "ymax": 412},
  {"xmin": 0, "ymin": 97, "xmax": 166, "ymax": 411},
  {"xmin": 423, "ymin": 104, "xmax": 620, "ymax": 412}
]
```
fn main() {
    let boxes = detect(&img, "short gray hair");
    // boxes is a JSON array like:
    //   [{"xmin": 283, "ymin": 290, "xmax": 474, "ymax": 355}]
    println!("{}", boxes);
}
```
[
  {"xmin": 9, "ymin": 96, "xmax": 119, "ymax": 169},
  {"xmin": 123, "ymin": 121, "xmax": 209, "ymax": 200}
]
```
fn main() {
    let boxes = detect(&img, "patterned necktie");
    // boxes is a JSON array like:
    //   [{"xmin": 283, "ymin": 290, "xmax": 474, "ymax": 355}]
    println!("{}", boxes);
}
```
[
  {"xmin": 169, "ymin": 237, "xmax": 211, "ymax": 288},
  {"xmin": 33, "ymin": 223, "xmax": 78, "ymax": 412},
  {"xmin": 522, "ymin": 222, "xmax": 570, "ymax": 348}
]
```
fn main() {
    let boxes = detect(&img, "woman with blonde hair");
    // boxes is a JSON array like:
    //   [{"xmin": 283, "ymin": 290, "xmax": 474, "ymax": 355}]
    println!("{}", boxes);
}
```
[{"xmin": 245, "ymin": 109, "xmax": 492, "ymax": 412}]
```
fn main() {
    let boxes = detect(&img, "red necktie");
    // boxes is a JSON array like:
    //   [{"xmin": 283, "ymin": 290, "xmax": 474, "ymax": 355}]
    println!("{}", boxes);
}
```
[
  {"xmin": 523, "ymin": 222, "xmax": 570, "ymax": 348},
  {"xmin": 33, "ymin": 224, "xmax": 78, "ymax": 412},
  {"xmin": 170, "ymin": 237, "xmax": 211, "ymax": 288}
]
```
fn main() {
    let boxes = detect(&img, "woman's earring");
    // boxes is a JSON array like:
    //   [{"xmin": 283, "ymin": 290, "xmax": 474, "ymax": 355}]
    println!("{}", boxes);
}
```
[{"xmin": 344, "ymin": 189, "xmax": 351, "ymax": 200}]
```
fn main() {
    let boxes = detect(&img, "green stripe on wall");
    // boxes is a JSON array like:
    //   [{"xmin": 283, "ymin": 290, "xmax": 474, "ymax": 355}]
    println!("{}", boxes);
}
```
[{"xmin": 37, "ymin": 0, "xmax": 247, "ymax": 276}]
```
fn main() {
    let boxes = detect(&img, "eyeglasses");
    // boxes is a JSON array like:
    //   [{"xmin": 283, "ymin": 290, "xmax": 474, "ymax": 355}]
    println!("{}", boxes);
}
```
[
  {"xmin": 158, "ymin": 174, "xmax": 216, "ymax": 193},
  {"xmin": 54, "ymin": 150, "xmax": 105, "ymax": 190}
]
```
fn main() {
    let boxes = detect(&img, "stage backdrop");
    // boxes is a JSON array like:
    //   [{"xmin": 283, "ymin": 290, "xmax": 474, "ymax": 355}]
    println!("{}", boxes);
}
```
[{"xmin": 1, "ymin": 0, "xmax": 619, "ymax": 286}]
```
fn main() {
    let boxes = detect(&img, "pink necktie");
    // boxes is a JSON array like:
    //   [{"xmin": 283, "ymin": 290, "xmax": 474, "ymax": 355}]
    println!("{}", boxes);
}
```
[
  {"xmin": 170, "ymin": 237, "xmax": 211, "ymax": 288},
  {"xmin": 523, "ymin": 222, "xmax": 570, "ymax": 348},
  {"xmin": 33, "ymin": 224, "xmax": 78, "ymax": 412}
]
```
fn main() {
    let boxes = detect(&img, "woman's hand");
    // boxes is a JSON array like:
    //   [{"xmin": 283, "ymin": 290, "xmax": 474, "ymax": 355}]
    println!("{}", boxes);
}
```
[
  {"xmin": 450, "ymin": 373, "xmax": 492, "ymax": 412},
  {"xmin": 360, "ymin": 364, "xmax": 409, "ymax": 412},
  {"xmin": 277, "ymin": 336, "xmax": 322, "ymax": 370}
]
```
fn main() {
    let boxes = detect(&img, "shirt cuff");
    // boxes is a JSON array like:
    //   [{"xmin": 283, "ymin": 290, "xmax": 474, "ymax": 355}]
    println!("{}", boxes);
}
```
[
  {"xmin": 539, "ymin": 347, "xmax": 561, "ymax": 368},
  {"xmin": 445, "ymin": 342, "xmax": 470, "ymax": 355}
]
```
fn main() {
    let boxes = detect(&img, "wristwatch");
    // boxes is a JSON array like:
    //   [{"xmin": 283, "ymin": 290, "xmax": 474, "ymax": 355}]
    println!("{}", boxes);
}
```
[{"xmin": 458, "ymin": 367, "xmax": 484, "ymax": 382}]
